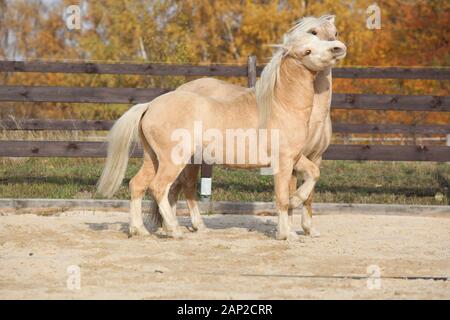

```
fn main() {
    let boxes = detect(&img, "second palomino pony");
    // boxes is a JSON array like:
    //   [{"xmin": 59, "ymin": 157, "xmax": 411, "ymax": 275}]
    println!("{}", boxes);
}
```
[
  {"xmin": 150, "ymin": 15, "xmax": 343, "ymax": 237},
  {"xmin": 97, "ymin": 22, "xmax": 346, "ymax": 240}
]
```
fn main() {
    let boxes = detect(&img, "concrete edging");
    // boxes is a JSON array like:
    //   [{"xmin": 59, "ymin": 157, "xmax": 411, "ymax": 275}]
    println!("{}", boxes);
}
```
[{"xmin": 0, "ymin": 198, "xmax": 449, "ymax": 216}]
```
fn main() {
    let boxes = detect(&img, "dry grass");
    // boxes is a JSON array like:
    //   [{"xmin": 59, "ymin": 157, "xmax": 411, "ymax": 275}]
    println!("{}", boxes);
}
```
[{"xmin": 0, "ymin": 157, "xmax": 448, "ymax": 205}]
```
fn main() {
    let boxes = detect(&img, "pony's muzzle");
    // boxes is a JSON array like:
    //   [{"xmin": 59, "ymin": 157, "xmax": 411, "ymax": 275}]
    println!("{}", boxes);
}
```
[
  {"xmin": 330, "ymin": 43, "xmax": 347, "ymax": 60},
  {"xmin": 331, "ymin": 45, "xmax": 346, "ymax": 55}
]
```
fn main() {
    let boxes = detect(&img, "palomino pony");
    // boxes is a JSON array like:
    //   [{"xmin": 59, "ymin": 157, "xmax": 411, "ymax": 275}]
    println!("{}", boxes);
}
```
[
  {"xmin": 150, "ymin": 15, "xmax": 342, "ymax": 237},
  {"xmin": 97, "ymin": 28, "xmax": 346, "ymax": 240}
]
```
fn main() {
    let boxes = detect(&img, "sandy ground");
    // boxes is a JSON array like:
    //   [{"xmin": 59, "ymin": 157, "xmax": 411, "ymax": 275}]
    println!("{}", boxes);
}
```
[{"xmin": 0, "ymin": 210, "xmax": 449, "ymax": 299}]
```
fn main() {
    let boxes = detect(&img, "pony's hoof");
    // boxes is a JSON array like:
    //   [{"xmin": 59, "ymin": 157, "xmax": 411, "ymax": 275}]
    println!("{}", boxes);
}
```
[
  {"xmin": 276, "ymin": 231, "xmax": 299, "ymax": 241},
  {"xmin": 193, "ymin": 223, "xmax": 208, "ymax": 233},
  {"xmin": 129, "ymin": 225, "xmax": 150, "ymax": 237},
  {"xmin": 289, "ymin": 195, "xmax": 304, "ymax": 209},
  {"xmin": 275, "ymin": 231, "xmax": 288, "ymax": 240},
  {"xmin": 146, "ymin": 214, "xmax": 163, "ymax": 231},
  {"xmin": 302, "ymin": 227, "xmax": 320, "ymax": 238},
  {"xmin": 309, "ymin": 228, "xmax": 321, "ymax": 238},
  {"xmin": 287, "ymin": 231, "xmax": 300, "ymax": 241},
  {"xmin": 168, "ymin": 228, "xmax": 183, "ymax": 239}
]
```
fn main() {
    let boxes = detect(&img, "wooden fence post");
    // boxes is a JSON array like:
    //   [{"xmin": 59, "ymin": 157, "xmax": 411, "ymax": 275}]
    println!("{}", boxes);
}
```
[
  {"xmin": 247, "ymin": 55, "xmax": 257, "ymax": 87},
  {"xmin": 199, "ymin": 55, "xmax": 257, "ymax": 203}
]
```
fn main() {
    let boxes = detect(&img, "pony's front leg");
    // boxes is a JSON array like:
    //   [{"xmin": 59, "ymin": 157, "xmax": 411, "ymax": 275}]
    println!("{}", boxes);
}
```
[
  {"xmin": 289, "ymin": 156, "xmax": 321, "ymax": 237},
  {"xmin": 301, "ymin": 189, "xmax": 320, "ymax": 237},
  {"xmin": 274, "ymin": 161, "xmax": 298, "ymax": 241},
  {"xmin": 289, "ymin": 155, "xmax": 320, "ymax": 209}
]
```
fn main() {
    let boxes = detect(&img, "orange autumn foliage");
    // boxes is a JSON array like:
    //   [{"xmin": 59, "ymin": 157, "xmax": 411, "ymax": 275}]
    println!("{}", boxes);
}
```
[{"xmin": 0, "ymin": 0, "xmax": 448, "ymax": 124}]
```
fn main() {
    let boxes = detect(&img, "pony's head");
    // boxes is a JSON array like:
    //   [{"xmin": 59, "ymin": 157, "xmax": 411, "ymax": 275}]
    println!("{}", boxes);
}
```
[
  {"xmin": 289, "ymin": 14, "xmax": 339, "ymax": 42},
  {"xmin": 255, "ymin": 14, "xmax": 346, "ymax": 127},
  {"xmin": 284, "ymin": 33, "xmax": 346, "ymax": 71},
  {"xmin": 283, "ymin": 14, "xmax": 346, "ymax": 71}
]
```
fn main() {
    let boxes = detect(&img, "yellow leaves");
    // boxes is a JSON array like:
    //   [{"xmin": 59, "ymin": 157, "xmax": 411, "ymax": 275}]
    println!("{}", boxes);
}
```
[
  {"xmin": 3, "ymin": 0, "xmax": 447, "ymax": 67},
  {"xmin": 2, "ymin": 1, "xmax": 448, "ymax": 93}
]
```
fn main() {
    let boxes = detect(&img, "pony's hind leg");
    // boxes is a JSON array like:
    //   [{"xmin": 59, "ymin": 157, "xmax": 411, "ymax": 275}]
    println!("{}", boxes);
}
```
[
  {"xmin": 168, "ymin": 180, "xmax": 182, "ymax": 214},
  {"xmin": 148, "ymin": 161, "xmax": 185, "ymax": 239},
  {"xmin": 129, "ymin": 157, "xmax": 155, "ymax": 237},
  {"xmin": 165, "ymin": 179, "xmax": 182, "ymax": 231},
  {"xmin": 147, "ymin": 197, "xmax": 162, "ymax": 231},
  {"xmin": 288, "ymin": 173, "xmax": 298, "ymax": 228},
  {"xmin": 153, "ymin": 166, "xmax": 203, "ymax": 233},
  {"xmin": 181, "ymin": 165, "xmax": 206, "ymax": 231}
]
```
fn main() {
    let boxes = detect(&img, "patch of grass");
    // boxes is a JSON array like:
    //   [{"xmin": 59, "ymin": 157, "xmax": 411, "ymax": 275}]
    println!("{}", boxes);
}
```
[{"xmin": 0, "ymin": 158, "xmax": 448, "ymax": 205}]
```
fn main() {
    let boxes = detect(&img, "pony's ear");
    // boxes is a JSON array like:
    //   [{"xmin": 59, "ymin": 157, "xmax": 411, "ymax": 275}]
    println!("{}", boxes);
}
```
[
  {"xmin": 269, "ymin": 44, "xmax": 290, "ymax": 56},
  {"xmin": 325, "ymin": 15, "xmax": 336, "ymax": 24},
  {"xmin": 281, "ymin": 45, "xmax": 292, "ymax": 57}
]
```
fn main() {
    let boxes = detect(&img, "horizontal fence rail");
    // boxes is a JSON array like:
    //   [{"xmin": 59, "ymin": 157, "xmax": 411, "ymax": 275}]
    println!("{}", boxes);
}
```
[
  {"xmin": 257, "ymin": 66, "xmax": 450, "ymax": 80},
  {"xmin": 332, "ymin": 123, "xmax": 450, "ymax": 134},
  {"xmin": 0, "ymin": 61, "xmax": 249, "ymax": 77},
  {"xmin": 322, "ymin": 67, "xmax": 450, "ymax": 80},
  {"xmin": 0, "ymin": 119, "xmax": 115, "ymax": 130},
  {"xmin": 331, "ymin": 93, "xmax": 449, "ymax": 112},
  {"xmin": 0, "ymin": 86, "xmax": 170, "ymax": 104},
  {"xmin": 2, "ymin": 119, "xmax": 450, "ymax": 135},
  {"xmin": 0, "ymin": 86, "xmax": 448, "ymax": 111},
  {"xmin": 2, "ymin": 60, "xmax": 450, "ymax": 80},
  {"xmin": 0, "ymin": 59, "xmax": 449, "ymax": 165},
  {"xmin": 1, "ymin": 140, "xmax": 449, "ymax": 162}
]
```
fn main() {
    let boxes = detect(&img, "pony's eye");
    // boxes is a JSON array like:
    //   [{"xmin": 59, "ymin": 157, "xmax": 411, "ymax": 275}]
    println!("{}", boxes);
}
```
[
  {"xmin": 335, "ymin": 32, "xmax": 338, "ymax": 37},
  {"xmin": 309, "ymin": 30, "xmax": 317, "ymax": 36},
  {"xmin": 304, "ymin": 50, "xmax": 312, "ymax": 56}
]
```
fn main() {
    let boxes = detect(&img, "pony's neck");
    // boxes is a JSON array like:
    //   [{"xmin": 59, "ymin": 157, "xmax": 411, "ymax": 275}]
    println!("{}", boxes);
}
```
[
  {"xmin": 275, "ymin": 57, "xmax": 316, "ymax": 114},
  {"xmin": 313, "ymin": 67, "xmax": 332, "ymax": 117}
]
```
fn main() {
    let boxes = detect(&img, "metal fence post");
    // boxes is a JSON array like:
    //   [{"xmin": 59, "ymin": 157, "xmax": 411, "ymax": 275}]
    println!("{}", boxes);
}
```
[{"xmin": 200, "ymin": 164, "xmax": 213, "ymax": 202}]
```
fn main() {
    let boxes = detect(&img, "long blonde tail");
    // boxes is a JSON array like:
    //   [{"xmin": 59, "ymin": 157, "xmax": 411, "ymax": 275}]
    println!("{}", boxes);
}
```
[{"xmin": 97, "ymin": 103, "xmax": 151, "ymax": 198}]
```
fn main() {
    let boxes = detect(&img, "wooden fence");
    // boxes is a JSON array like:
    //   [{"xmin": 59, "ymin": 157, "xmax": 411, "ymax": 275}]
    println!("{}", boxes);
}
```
[{"xmin": 1, "ymin": 58, "xmax": 449, "ymax": 196}]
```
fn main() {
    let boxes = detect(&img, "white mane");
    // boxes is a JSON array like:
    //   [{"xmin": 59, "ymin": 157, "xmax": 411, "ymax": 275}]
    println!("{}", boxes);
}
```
[
  {"xmin": 255, "ymin": 14, "xmax": 336, "ymax": 127},
  {"xmin": 289, "ymin": 14, "xmax": 335, "ymax": 39}
]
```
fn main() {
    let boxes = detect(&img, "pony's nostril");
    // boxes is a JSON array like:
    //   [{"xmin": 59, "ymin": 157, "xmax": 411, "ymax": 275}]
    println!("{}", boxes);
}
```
[{"xmin": 332, "ymin": 47, "xmax": 343, "ymax": 53}]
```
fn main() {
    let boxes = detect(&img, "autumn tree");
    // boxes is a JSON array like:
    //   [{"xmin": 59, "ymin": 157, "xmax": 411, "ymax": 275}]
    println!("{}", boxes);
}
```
[{"xmin": 0, "ymin": 0, "xmax": 448, "ymax": 124}]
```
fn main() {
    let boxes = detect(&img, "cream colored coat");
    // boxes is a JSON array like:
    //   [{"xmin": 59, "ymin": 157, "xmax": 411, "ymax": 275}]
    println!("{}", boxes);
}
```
[
  {"xmin": 170, "ymin": 17, "xmax": 337, "ymax": 237},
  {"xmin": 97, "ymin": 16, "xmax": 345, "ymax": 240}
]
